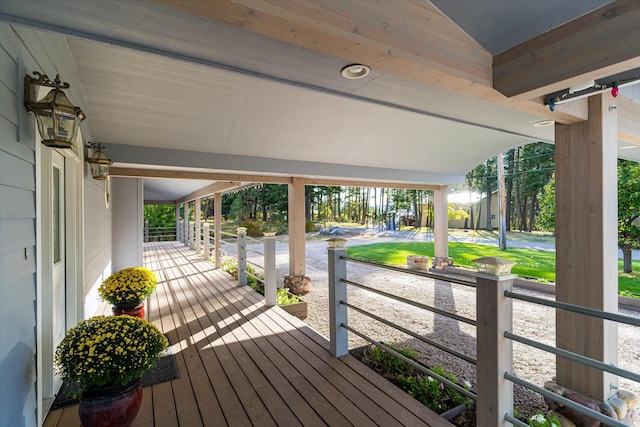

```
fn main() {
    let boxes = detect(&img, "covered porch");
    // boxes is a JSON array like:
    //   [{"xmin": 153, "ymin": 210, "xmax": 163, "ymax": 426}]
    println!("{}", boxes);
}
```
[{"xmin": 44, "ymin": 241, "xmax": 449, "ymax": 427}]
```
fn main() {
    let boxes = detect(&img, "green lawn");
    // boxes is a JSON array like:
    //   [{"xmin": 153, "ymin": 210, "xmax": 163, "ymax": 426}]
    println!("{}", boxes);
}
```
[{"xmin": 346, "ymin": 242, "xmax": 640, "ymax": 296}]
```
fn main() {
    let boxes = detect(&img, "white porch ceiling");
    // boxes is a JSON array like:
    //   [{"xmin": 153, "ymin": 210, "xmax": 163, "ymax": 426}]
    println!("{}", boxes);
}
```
[{"xmin": 1, "ymin": 0, "xmax": 638, "ymax": 202}]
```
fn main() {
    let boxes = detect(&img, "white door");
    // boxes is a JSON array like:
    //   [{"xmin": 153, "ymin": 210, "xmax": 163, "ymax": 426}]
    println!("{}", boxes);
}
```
[{"xmin": 51, "ymin": 151, "xmax": 66, "ymax": 392}]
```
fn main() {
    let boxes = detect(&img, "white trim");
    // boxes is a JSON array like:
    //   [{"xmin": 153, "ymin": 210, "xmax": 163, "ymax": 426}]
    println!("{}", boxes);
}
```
[{"xmin": 36, "ymin": 137, "xmax": 85, "ymax": 425}]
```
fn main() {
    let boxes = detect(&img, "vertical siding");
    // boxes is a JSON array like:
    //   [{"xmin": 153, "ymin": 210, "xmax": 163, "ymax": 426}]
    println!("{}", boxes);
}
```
[{"xmin": 0, "ymin": 27, "xmax": 38, "ymax": 427}]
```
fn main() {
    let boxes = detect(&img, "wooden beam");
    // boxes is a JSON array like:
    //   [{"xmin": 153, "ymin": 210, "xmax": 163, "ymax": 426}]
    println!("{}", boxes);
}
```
[
  {"xmin": 288, "ymin": 177, "xmax": 306, "ymax": 277},
  {"xmin": 152, "ymin": 0, "xmax": 587, "ymax": 125},
  {"xmin": 177, "ymin": 181, "xmax": 241, "ymax": 204},
  {"xmin": 109, "ymin": 167, "xmax": 293, "ymax": 184},
  {"xmin": 555, "ymin": 94, "xmax": 618, "ymax": 400},
  {"xmin": 494, "ymin": 0, "xmax": 640, "ymax": 100},
  {"xmin": 300, "ymin": 178, "xmax": 438, "ymax": 190}
]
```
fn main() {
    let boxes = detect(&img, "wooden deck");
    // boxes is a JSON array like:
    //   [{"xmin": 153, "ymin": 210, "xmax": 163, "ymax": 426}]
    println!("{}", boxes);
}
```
[{"xmin": 45, "ymin": 241, "xmax": 451, "ymax": 426}]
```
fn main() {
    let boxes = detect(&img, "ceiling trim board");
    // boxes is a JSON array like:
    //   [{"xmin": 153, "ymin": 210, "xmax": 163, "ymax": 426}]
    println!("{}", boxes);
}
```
[
  {"xmin": 105, "ymin": 144, "xmax": 466, "ymax": 185},
  {"xmin": 144, "ymin": 200, "xmax": 176, "ymax": 205}
]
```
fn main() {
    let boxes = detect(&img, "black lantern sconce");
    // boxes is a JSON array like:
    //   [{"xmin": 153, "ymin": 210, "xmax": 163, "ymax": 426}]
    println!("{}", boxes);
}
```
[
  {"xmin": 86, "ymin": 142, "xmax": 112, "ymax": 180},
  {"xmin": 24, "ymin": 71, "xmax": 86, "ymax": 149}
]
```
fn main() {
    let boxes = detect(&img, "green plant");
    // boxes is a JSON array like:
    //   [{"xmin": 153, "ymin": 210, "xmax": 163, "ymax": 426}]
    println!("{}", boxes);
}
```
[
  {"xmin": 276, "ymin": 288, "xmax": 301, "ymax": 305},
  {"xmin": 240, "ymin": 220, "xmax": 264, "ymax": 237},
  {"xmin": 54, "ymin": 315, "xmax": 168, "ymax": 392},
  {"xmin": 365, "ymin": 344, "xmax": 418, "ymax": 376},
  {"xmin": 221, "ymin": 257, "xmax": 301, "ymax": 305},
  {"xmin": 528, "ymin": 412, "xmax": 560, "ymax": 427},
  {"xmin": 98, "ymin": 267, "xmax": 158, "ymax": 305},
  {"xmin": 360, "ymin": 343, "xmax": 471, "ymax": 414}
]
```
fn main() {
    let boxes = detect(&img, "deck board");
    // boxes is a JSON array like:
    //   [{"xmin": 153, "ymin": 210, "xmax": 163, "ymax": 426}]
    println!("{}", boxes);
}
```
[{"xmin": 44, "ymin": 241, "xmax": 452, "ymax": 427}]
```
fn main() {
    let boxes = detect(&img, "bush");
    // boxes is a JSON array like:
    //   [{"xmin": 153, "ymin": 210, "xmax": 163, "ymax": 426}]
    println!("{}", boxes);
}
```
[
  {"xmin": 240, "ymin": 220, "xmax": 264, "ymax": 237},
  {"xmin": 305, "ymin": 220, "xmax": 319, "ymax": 232}
]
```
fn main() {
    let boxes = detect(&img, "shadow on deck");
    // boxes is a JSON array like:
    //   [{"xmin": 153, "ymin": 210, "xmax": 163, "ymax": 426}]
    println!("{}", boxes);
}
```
[{"xmin": 45, "ymin": 241, "xmax": 451, "ymax": 426}]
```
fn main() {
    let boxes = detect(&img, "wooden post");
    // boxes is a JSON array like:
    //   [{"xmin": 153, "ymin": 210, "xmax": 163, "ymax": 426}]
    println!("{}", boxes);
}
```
[
  {"xmin": 144, "ymin": 220, "xmax": 149, "ymax": 243},
  {"xmin": 555, "ymin": 93, "xmax": 618, "ymax": 400},
  {"xmin": 264, "ymin": 236, "xmax": 276, "ymax": 307},
  {"xmin": 433, "ymin": 185, "xmax": 450, "ymax": 266},
  {"xmin": 237, "ymin": 227, "xmax": 247, "ymax": 286},
  {"xmin": 182, "ymin": 203, "xmax": 188, "ymax": 246},
  {"xmin": 175, "ymin": 204, "xmax": 181, "ymax": 241},
  {"xmin": 288, "ymin": 177, "xmax": 306, "ymax": 276},
  {"xmin": 195, "ymin": 198, "xmax": 201, "ymax": 254},
  {"xmin": 475, "ymin": 265, "xmax": 514, "ymax": 427},
  {"xmin": 203, "ymin": 222, "xmax": 210, "ymax": 261},
  {"xmin": 214, "ymin": 193, "xmax": 222, "ymax": 268},
  {"xmin": 328, "ymin": 245, "xmax": 348, "ymax": 357}
]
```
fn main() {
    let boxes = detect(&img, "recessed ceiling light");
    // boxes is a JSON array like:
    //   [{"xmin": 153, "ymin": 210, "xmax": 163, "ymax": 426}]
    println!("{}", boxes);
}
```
[
  {"xmin": 620, "ymin": 145, "xmax": 637, "ymax": 150},
  {"xmin": 341, "ymin": 64, "xmax": 371, "ymax": 79},
  {"xmin": 534, "ymin": 120, "xmax": 555, "ymax": 127}
]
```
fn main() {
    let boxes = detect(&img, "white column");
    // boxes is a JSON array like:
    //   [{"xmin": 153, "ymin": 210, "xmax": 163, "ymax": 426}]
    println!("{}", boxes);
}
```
[
  {"xmin": 195, "ymin": 198, "xmax": 201, "ymax": 254},
  {"xmin": 264, "ymin": 236, "xmax": 276, "ymax": 307},
  {"xmin": 433, "ymin": 185, "xmax": 450, "ymax": 266},
  {"xmin": 476, "ymin": 267, "xmax": 514, "ymax": 427},
  {"xmin": 203, "ymin": 222, "xmax": 210, "ymax": 261},
  {"xmin": 214, "ymin": 193, "xmax": 222, "ymax": 268},
  {"xmin": 328, "ymin": 245, "xmax": 348, "ymax": 357},
  {"xmin": 237, "ymin": 227, "xmax": 247, "ymax": 286},
  {"xmin": 175, "ymin": 204, "xmax": 181, "ymax": 241}
]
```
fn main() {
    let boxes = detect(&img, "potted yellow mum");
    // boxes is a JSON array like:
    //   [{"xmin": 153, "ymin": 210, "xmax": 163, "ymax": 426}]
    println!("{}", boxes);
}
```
[
  {"xmin": 98, "ymin": 267, "xmax": 158, "ymax": 318},
  {"xmin": 54, "ymin": 315, "xmax": 168, "ymax": 426}
]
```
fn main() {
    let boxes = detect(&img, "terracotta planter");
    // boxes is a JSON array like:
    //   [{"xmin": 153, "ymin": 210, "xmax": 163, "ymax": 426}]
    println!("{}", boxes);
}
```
[
  {"xmin": 79, "ymin": 376, "xmax": 143, "ymax": 427},
  {"xmin": 112, "ymin": 301, "xmax": 145, "ymax": 318}
]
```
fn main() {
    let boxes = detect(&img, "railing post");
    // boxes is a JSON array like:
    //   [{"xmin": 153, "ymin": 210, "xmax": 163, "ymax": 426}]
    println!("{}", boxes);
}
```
[
  {"xmin": 214, "ymin": 193, "xmax": 222, "ymax": 268},
  {"xmin": 474, "ymin": 257, "xmax": 516, "ymax": 427},
  {"xmin": 144, "ymin": 220, "xmax": 149, "ymax": 243},
  {"xmin": 195, "ymin": 198, "xmax": 201, "ymax": 254},
  {"xmin": 188, "ymin": 221, "xmax": 193, "ymax": 249},
  {"xmin": 182, "ymin": 220, "xmax": 187, "ymax": 246},
  {"xmin": 203, "ymin": 222, "xmax": 210, "ymax": 261},
  {"xmin": 328, "ymin": 238, "xmax": 348, "ymax": 357},
  {"xmin": 175, "ymin": 204, "xmax": 181, "ymax": 242},
  {"xmin": 264, "ymin": 233, "xmax": 277, "ymax": 307},
  {"xmin": 237, "ymin": 227, "xmax": 247, "ymax": 286}
]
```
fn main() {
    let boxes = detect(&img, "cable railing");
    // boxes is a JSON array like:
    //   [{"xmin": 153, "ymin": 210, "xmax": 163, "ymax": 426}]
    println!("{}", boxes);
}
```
[
  {"xmin": 328, "ymin": 247, "xmax": 479, "ymax": 414},
  {"xmin": 143, "ymin": 223, "xmax": 177, "ymax": 242},
  {"xmin": 326, "ymin": 245, "xmax": 639, "ymax": 427}
]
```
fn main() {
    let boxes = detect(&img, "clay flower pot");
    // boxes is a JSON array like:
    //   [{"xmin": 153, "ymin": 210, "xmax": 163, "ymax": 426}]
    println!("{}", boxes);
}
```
[
  {"xmin": 79, "ymin": 377, "xmax": 143, "ymax": 427},
  {"xmin": 112, "ymin": 301, "xmax": 145, "ymax": 318}
]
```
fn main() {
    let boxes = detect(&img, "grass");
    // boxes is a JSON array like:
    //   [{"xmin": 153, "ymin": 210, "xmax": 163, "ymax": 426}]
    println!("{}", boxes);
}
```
[{"xmin": 346, "ymin": 242, "xmax": 640, "ymax": 296}]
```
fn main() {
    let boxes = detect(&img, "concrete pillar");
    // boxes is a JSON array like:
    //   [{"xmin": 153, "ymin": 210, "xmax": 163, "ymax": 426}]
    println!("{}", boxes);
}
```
[
  {"xmin": 214, "ymin": 193, "xmax": 222, "ymax": 268},
  {"xmin": 555, "ymin": 93, "xmax": 618, "ymax": 400},
  {"xmin": 195, "ymin": 198, "xmax": 201, "ymax": 254},
  {"xmin": 433, "ymin": 185, "xmax": 450, "ymax": 267},
  {"xmin": 288, "ymin": 177, "xmax": 306, "ymax": 277}
]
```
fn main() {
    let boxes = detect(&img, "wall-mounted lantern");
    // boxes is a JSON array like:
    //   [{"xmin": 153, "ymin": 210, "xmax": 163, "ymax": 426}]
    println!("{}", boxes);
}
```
[
  {"xmin": 24, "ymin": 71, "xmax": 85, "ymax": 149},
  {"xmin": 86, "ymin": 142, "xmax": 112, "ymax": 180}
]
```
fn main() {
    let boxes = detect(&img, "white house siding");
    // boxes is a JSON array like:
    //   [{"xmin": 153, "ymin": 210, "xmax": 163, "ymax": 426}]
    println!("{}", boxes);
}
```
[
  {"xmin": 0, "ymin": 23, "xmax": 39, "ymax": 427},
  {"xmin": 111, "ymin": 177, "xmax": 144, "ymax": 271}
]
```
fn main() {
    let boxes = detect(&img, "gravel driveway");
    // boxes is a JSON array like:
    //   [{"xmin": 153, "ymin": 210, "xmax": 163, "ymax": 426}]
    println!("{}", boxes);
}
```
[{"xmin": 244, "ymin": 235, "xmax": 639, "ymax": 422}]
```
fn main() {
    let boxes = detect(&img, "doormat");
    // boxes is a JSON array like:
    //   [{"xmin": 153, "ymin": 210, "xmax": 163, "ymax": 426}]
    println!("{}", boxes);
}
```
[{"xmin": 50, "ymin": 347, "xmax": 180, "ymax": 410}]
